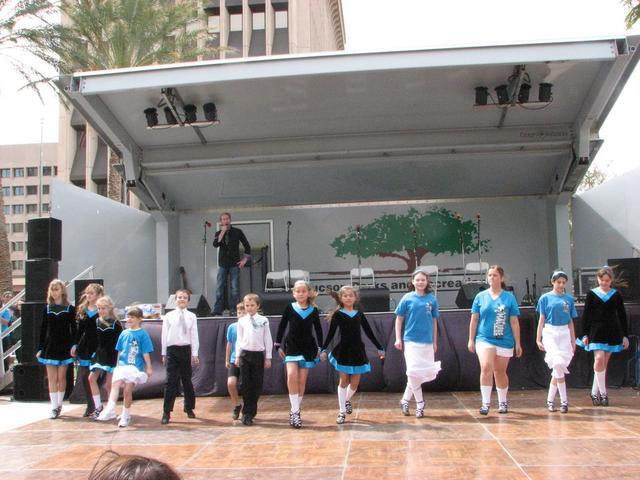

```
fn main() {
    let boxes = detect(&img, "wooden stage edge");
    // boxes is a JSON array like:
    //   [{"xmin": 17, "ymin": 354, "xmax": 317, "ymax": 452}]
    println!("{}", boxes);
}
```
[{"xmin": 3, "ymin": 389, "xmax": 640, "ymax": 479}]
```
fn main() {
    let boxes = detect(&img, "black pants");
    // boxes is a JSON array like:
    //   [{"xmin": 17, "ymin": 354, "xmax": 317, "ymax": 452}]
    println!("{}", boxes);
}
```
[
  {"xmin": 163, "ymin": 345, "xmax": 195, "ymax": 414},
  {"xmin": 240, "ymin": 350, "xmax": 265, "ymax": 419}
]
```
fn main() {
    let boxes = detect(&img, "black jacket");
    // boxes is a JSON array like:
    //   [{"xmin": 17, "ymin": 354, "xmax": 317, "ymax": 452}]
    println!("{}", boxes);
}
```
[{"xmin": 213, "ymin": 226, "xmax": 251, "ymax": 268}]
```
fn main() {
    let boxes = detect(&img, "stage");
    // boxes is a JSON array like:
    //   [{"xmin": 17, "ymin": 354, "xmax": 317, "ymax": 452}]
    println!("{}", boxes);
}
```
[{"xmin": 2, "ymin": 389, "xmax": 640, "ymax": 479}]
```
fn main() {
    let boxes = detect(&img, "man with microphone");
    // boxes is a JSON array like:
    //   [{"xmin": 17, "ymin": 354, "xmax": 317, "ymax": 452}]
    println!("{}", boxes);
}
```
[{"xmin": 212, "ymin": 212, "xmax": 251, "ymax": 316}]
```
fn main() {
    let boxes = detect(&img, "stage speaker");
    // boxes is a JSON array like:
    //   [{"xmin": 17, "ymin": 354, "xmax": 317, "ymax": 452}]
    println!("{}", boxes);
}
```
[
  {"xmin": 74, "ymin": 279, "xmax": 104, "ymax": 307},
  {"xmin": 165, "ymin": 294, "xmax": 211, "ymax": 317},
  {"xmin": 608, "ymin": 258, "xmax": 640, "ymax": 301},
  {"xmin": 13, "ymin": 362, "xmax": 48, "ymax": 401},
  {"xmin": 358, "ymin": 287, "xmax": 390, "ymax": 312},
  {"xmin": 260, "ymin": 291, "xmax": 292, "ymax": 316},
  {"xmin": 18, "ymin": 302, "xmax": 46, "ymax": 363},
  {"xmin": 25, "ymin": 259, "xmax": 58, "ymax": 303},
  {"xmin": 455, "ymin": 283, "xmax": 489, "ymax": 309},
  {"xmin": 27, "ymin": 217, "xmax": 62, "ymax": 261}
]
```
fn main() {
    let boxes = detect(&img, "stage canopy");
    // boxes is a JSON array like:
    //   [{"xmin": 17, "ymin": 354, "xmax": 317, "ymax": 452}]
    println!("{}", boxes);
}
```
[{"xmin": 58, "ymin": 35, "xmax": 640, "ymax": 212}]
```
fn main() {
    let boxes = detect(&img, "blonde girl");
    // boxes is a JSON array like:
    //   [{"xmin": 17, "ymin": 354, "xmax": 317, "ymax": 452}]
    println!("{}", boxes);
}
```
[
  {"xmin": 274, "ymin": 280, "xmax": 323, "ymax": 428},
  {"xmin": 321, "ymin": 286, "xmax": 385, "ymax": 424},
  {"xmin": 36, "ymin": 279, "xmax": 76, "ymax": 419}
]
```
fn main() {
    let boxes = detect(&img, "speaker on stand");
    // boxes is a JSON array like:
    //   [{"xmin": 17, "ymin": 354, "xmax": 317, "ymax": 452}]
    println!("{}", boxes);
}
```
[
  {"xmin": 165, "ymin": 294, "xmax": 211, "ymax": 317},
  {"xmin": 455, "ymin": 283, "xmax": 489, "ymax": 309}
]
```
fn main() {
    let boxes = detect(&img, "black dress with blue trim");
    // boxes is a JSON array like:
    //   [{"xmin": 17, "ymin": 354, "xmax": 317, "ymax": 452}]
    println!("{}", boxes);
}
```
[
  {"xmin": 275, "ymin": 303, "xmax": 323, "ymax": 368},
  {"xmin": 75, "ymin": 308, "xmax": 99, "ymax": 367},
  {"xmin": 37, "ymin": 304, "xmax": 77, "ymax": 366},
  {"xmin": 321, "ymin": 309, "xmax": 384, "ymax": 374},
  {"xmin": 91, "ymin": 318, "xmax": 123, "ymax": 373},
  {"xmin": 577, "ymin": 288, "xmax": 628, "ymax": 352}
]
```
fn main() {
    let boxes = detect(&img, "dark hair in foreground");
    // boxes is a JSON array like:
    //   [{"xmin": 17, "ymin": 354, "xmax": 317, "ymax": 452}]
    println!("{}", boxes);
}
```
[{"xmin": 88, "ymin": 450, "xmax": 182, "ymax": 480}]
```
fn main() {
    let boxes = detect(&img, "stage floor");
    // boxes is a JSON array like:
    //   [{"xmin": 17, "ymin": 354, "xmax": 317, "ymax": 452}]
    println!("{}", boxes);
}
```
[{"xmin": 2, "ymin": 389, "xmax": 640, "ymax": 479}]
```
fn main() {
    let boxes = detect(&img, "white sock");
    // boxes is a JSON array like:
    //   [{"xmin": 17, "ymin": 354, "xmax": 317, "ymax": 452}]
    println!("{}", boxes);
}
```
[
  {"xmin": 412, "ymin": 385, "xmax": 424, "ymax": 404},
  {"xmin": 105, "ymin": 400, "xmax": 117, "ymax": 413},
  {"xmin": 557, "ymin": 381, "xmax": 567, "ymax": 403},
  {"xmin": 591, "ymin": 377, "xmax": 599, "ymax": 396},
  {"xmin": 547, "ymin": 380, "xmax": 558, "ymax": 402},
  {"xmin": 595, "ymin": 370, "xmax": 607, "ymax": 395},
  {"xmin": 480, "ymin": 385, "xmax": 492, "ymax": 405},
  {"xmin": 49, "ymin": 392, "xmax": 58, "ymax": 409},
  {"xmin": 337, "ymin": 386, "xmax": 347, "ymax": 413},
  {"xmin": 402, "ymin": 384, "xmax": 413, "ymax": 403},
  {"xmin": 57, "ymin": 391, "xmax": 65, "ymax": 406},
  {"xmin": 92, "ymin": 395, "xmax": 102, "ymax": 409},
  {"xmin": 298, "ymin": 395, "xmax": 304, "ymax": 407},
  {"xmin": 121, "ymin": 406, "xmax": 130, "ymax": 418},
  {"xmin": 346, "ymin": 385, "xmax": 356, "ymax": 401},
  {"xmin": 289, "ymin": 394, "xmax": 299, "ymax": 413},
  {"xmin": 496, "ymin": 387, "xmax": 508, "ymax": 403}
]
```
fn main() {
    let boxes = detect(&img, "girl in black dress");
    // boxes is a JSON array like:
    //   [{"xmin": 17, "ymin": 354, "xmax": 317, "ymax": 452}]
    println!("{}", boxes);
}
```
[
  {"xmin": 274, "ymin": 280, "xmax": 323, "ymax": 429},
  {"xmin": 73, "ymin": 283, "xmax": 103, "ymax": 416},
  {"xmin": 576, "ymin": 266, "xmax": 629, "ymax": 406},
  {"xmin": 321, "ymin": 286, "xmax": 385, "ymax": 424},
  {"xmin": 36, "ymin": 279, "xmax": 76, "ymax": 419}
]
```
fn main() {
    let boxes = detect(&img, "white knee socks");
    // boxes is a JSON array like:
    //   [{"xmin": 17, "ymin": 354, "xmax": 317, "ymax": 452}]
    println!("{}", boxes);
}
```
[
  {"xmin": 557, "ymin": 380, "xmax": 567, "ymax": 403},
  {"xmin": 480, "ymin": 385, "xmax": 492, "ymax": 405},
  {"xmin": 547, "ymin": 380, "xmax": 558, "ymax": 402},
  {"xmin": 496, "ymin": 387, "xmax": 508, "ymax": 403},
  {"xmin": 289, "ymin": 394, "xmax": 300, "ymax": 413},
  {"xmin": 337, "ymin": 386, "xmax": 347, "ymax": 413},
  {"xmin": 595, "ymin": 370, "xmax": 607, "ymax": 395}
]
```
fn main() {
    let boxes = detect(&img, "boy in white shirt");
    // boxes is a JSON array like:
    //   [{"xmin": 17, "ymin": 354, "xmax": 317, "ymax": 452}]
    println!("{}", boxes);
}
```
[
  {"xmin": 161, "ymin": 289, "xmax": 200, "ymax": 424},
  {"xmin": 235, "ymin": 293, "xmax": 272, "ymax": 425}
]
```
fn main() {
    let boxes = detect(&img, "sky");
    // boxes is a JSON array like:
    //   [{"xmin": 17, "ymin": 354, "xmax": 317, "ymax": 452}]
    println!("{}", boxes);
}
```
[{"xmin": 1, "ymin": 0, "xmax": 639, "ymax": 177}]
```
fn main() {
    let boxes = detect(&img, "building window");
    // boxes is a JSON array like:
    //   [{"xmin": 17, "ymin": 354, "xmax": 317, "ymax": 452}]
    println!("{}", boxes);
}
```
[
  {"xmin": 26, "ymin": 204, "xmax": 38, "ymax": 214},
  {"xmin": 42, "ymin": 203, "xmax": 50, "ymax": 213},
  {"xmin": 11, "ymin": 260, "xmax": 24, "ymax": 271},
  {"xmin": 42, "ymin": 185, "xmax": 50, "ymax": 195},
  {"xmin": 11, "ymin": 241, "xmax": 24, "ymax": 252},
  {"xmin": 27, "ymin": 167, "xmax": 38, "ymax": 176},
  {"xmin": 1, "ymin": 186, "xmax": 9, "ymax": 197},
  {"xmin": 13, "ymin": 168, "xmax": 24, "ymax": 177},
  {"xmin": 0, "ymin": 168, "xmax": 10, "ymax": 178},
  {"xmin": 11, "ymin": 223, "xmax": 24, "ymax": 233},
  {"xmin": 12, "ymin": 204, "xmax": 24, "ymax": 214},
  {"xmin": 42, "ymin": 166, "xmax": 52, "ymax": 176},
  {"xmin": 26, "ymin": 185, "xmax": 37, "ymax": 195},
  {"xmin": 53, "ymin": 166, "xmax": 58, "ymax": 176},
  {"xmin": 2, "ymin": 205, "xmax": 9, "ymax": 215},
  {"xmin": 13, "ymin": 186, "xmax": 25, "ymax": 196},
  {"xmin": 275, "ymin": 10, "xmax": 288, "ymax": 28}
]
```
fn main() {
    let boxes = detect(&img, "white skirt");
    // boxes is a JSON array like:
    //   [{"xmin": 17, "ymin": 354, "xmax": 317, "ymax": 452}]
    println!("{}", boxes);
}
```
[
  {"xmin": 112, "ymin": 365, "xmax": 149, "ymax": 384},
  {"xmin": 542, "ymin": 324, "xmax": 574, "ymax": 377},
  {"xmin": 404, "ymin": 341, "xmax": 441, "ymax": 383}
]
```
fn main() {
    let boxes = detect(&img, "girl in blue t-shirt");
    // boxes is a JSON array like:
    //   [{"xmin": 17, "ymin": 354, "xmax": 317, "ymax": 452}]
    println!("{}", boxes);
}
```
[
  {"xmin": 394, "ymin": 270, "xmax": 441, "ymax": 418},
  {"xmin": 96, "ymin": 306, "xmax": 153, "ymax": 427},
  {"xmin": 536, "ymin": 270, "xmax": 577, "ymax": 413},
  {"xmin": 468, "ymin": 265, "xmax": 522, "ymax": 415}
]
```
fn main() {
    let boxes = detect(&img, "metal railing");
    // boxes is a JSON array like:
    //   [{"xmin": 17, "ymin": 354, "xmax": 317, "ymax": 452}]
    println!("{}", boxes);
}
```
[{"xmin": 0, "ymin": 265, "xmax": 95, "ymax": 391}]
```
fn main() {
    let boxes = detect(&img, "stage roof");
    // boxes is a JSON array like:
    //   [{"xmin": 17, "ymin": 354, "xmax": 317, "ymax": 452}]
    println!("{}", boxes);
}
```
[{"xmin": 59, "ymin": 36, "xmax": 640, "ymax": 211}]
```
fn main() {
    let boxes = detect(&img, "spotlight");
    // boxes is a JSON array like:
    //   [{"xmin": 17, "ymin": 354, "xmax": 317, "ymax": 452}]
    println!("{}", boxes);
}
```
[
  {"xmin": 143, "ymin": 108, "xmax": 158, "ymax": 127},
  {"xmin": 184, "ymin": 104, "xmax": 197, "ymax": 124},
  {"xmin": 164, "ymin": 106, "xmax": 178, "ymax": 125},
  {"xmin": 539, "ymin": 83, "xmax": 553, "ymax": 102},
  {"xmin": 517, "ymin": 83, "xmax": 531, "ymax": 103},
  {"xmin": 475, "ymin": 87, "xmax": 488, "ymax": 106},
  {"xmin": 494, "ymin": 85, "xmax": 509, "ymax": 105},
  {"xmin": 203, "ymin": 102, "xmax": 218, "ymax": 122}
]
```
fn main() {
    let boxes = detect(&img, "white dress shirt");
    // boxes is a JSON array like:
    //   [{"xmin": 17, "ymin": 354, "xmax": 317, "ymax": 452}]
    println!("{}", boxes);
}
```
[
  {"xmin": 236, "ymin": 313, "xmax": 272, "ymax": 360},
  {"xmin": 161, "ymin": 307, "xmax": 199, "ymax": 356}
]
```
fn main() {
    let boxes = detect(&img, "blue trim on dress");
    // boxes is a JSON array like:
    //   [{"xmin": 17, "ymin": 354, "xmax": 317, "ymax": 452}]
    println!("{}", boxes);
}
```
[
  {"xmin": 592, "ymin": 288, "xmax": 616, "ymax": 302},
  {"xmin": 284, "ymin": 355, "xmax": 319, "ymax": 368},
  {"xmin": 47, "ymin": 304, "xmax": 73, "ymax": 315},
  {"xmin": 576, "ymin": 337, "xmax": 624, "ymax": 352},
  {"xmin": 77, "ymin": 359, "xmax": 91, "ymax": 367},
  {"xmin": 328, "ymin": 352, "xmax": 371, "ymax": 374},
  {"xmin": 38, "ymin": 357, "xmax": 74, "ymax": 366},
  {"xmin": 90, "ymin": 363, "xmax": 114, "ymax": 373},
  {"xmin": 339, "ymin": 309, "xmax": 359, "ymax": 318},
  {"xmin": 292, "ymin": 303, "xmax": 314, "ymax": 319}
]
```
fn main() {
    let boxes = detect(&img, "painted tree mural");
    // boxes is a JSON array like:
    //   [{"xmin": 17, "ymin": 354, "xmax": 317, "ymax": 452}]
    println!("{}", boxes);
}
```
[{"xmin": 331, "ymin": 208, "xmax": 490, "ymax": 273}]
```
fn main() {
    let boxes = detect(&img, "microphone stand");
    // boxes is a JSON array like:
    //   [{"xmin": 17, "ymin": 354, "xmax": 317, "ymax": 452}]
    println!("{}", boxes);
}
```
[
  {"xmin": 286, "ymin": 221, "xmax": 292, "ymax": 290},
  {"xmin": 456, "ymin": 213, "xmax": 465, "ymax": 278},
  {"xmin": 412, "ymin": 227, "xmax": 420, "ymax": 269},
  {"xmin": 356, "ymin": 226, "xmax": 362, "ymax": 285},
  {"xmin": 202, "ymin": 220, "xmax": 210, "ymax": 296},
  {"xmin": 476, "ymin": 214, "xmax": 482, "ymax": 282}
]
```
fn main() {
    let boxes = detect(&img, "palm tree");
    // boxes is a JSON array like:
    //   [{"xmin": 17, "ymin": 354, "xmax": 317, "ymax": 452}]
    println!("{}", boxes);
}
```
[{"xmin": 623, "ymin": 0, "xmax": 640, "ymax": 28}]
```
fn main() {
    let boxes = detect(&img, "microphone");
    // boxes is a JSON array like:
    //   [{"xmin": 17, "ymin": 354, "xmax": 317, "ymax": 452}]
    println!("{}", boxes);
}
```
[
  {"xmin": 287, "ymin": 221, "xmax": 292, "ymax": 226},
  {"xmin": 454, "ymin": 212, "xmax": 462, "ymax": 221},
  {"xmin": 356, "ymin": 225, "xmax": 361, "ymax": 232},
  {"xmin": 476, "ymin": 213, "xmax": 481, "ymax": 219},
  {"xmin": 204, "ymin": 221, "xmax": 212, "ymax": 228}
]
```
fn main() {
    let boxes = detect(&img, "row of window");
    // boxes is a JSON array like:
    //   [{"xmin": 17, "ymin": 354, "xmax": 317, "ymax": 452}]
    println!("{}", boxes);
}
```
[
  {"xmin": 2, "ymin": 204, "xmax": 50, "ymax": 215},
  {"xmin": 11, "ymin": 260, "xmax": 23, "ymax": 271},
  {"xmin": 1, "ymin": 185, "xmax": 50, "ymax": 197},
  {"xmin": 9, "ymin": 223, "xmax": 26, "ymax": 233},
  {"xmin": 11, "ymin": 241, "xmax": 25, "ymax": 252},
  {"xmin": 0, "ymin": 166, "xmax": 57, "ymax": 178}
]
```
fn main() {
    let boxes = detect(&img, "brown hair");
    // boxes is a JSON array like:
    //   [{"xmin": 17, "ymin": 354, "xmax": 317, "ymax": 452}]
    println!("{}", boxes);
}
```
[
  {"xmin": 292, "ymin": 280, "xmax": 318, "ymax": 306},
  {"xmin": 76, "ymin": 283, "xmax": 105, "ymax": 319},
  {"xmin": 96, "ymin": 296, "xmax": 116, "ymax": 328},
  {"xmin": 126, "ymin": 306, "xmax": 144, "ymax": 319},
  {"xmin": 175, "ymin": 288, "xmax": 191, "ymax": 300},
  {"xmin": 47, "ymin": 279, "xmax": 69, "ymax": 306},
  {"xmin": 88, "ymin": 450, "xmax": 182, "ymax": 480},
  {"xmin": 407, "ymin": 270, "xmax": 433, "ymax": 294},
  {"xmin": 488, "ymin": 264, "xmax": 507, "ymax": 289},
  {"xmin": 328, "ymin": 285, "xmax": 360, "ymax": 323},
  {"xmin": 243, "ymin": 293, "xmax": 261, "ymax": 306},
  {"xmin": 597, "ymin": 266, "xmax": 628, "ymax": 289}
]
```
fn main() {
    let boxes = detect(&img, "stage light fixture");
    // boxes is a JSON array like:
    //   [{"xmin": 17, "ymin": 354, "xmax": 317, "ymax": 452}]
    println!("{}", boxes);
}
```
[
  {"xmin": 494, "ymin": 85, "xmax": 510, "ymax": 105},
  {"xmin": 143, "ymin": 108, "xmax": 158, "ymax": 127},
  {"xmin": 538, "ymin": 83, "xmax": 553, "ymax": 102},
  {"xmin": 517, "ymin": 83, "xmax": 531, "ymax": 103},
  {"xmin": 475, "ymin": 87, "xmax": 488, "ymax": 106},
  {"xmin": 184, "ymin": 104, "xmax": 197, "ymax": 123},
  {"xmin": 203, "ymin": 102, "xmax": 218, "ymax": 122},
  {"xmin": 164, "ymin": 106, "xmax": 178, "ymax": 125}
]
